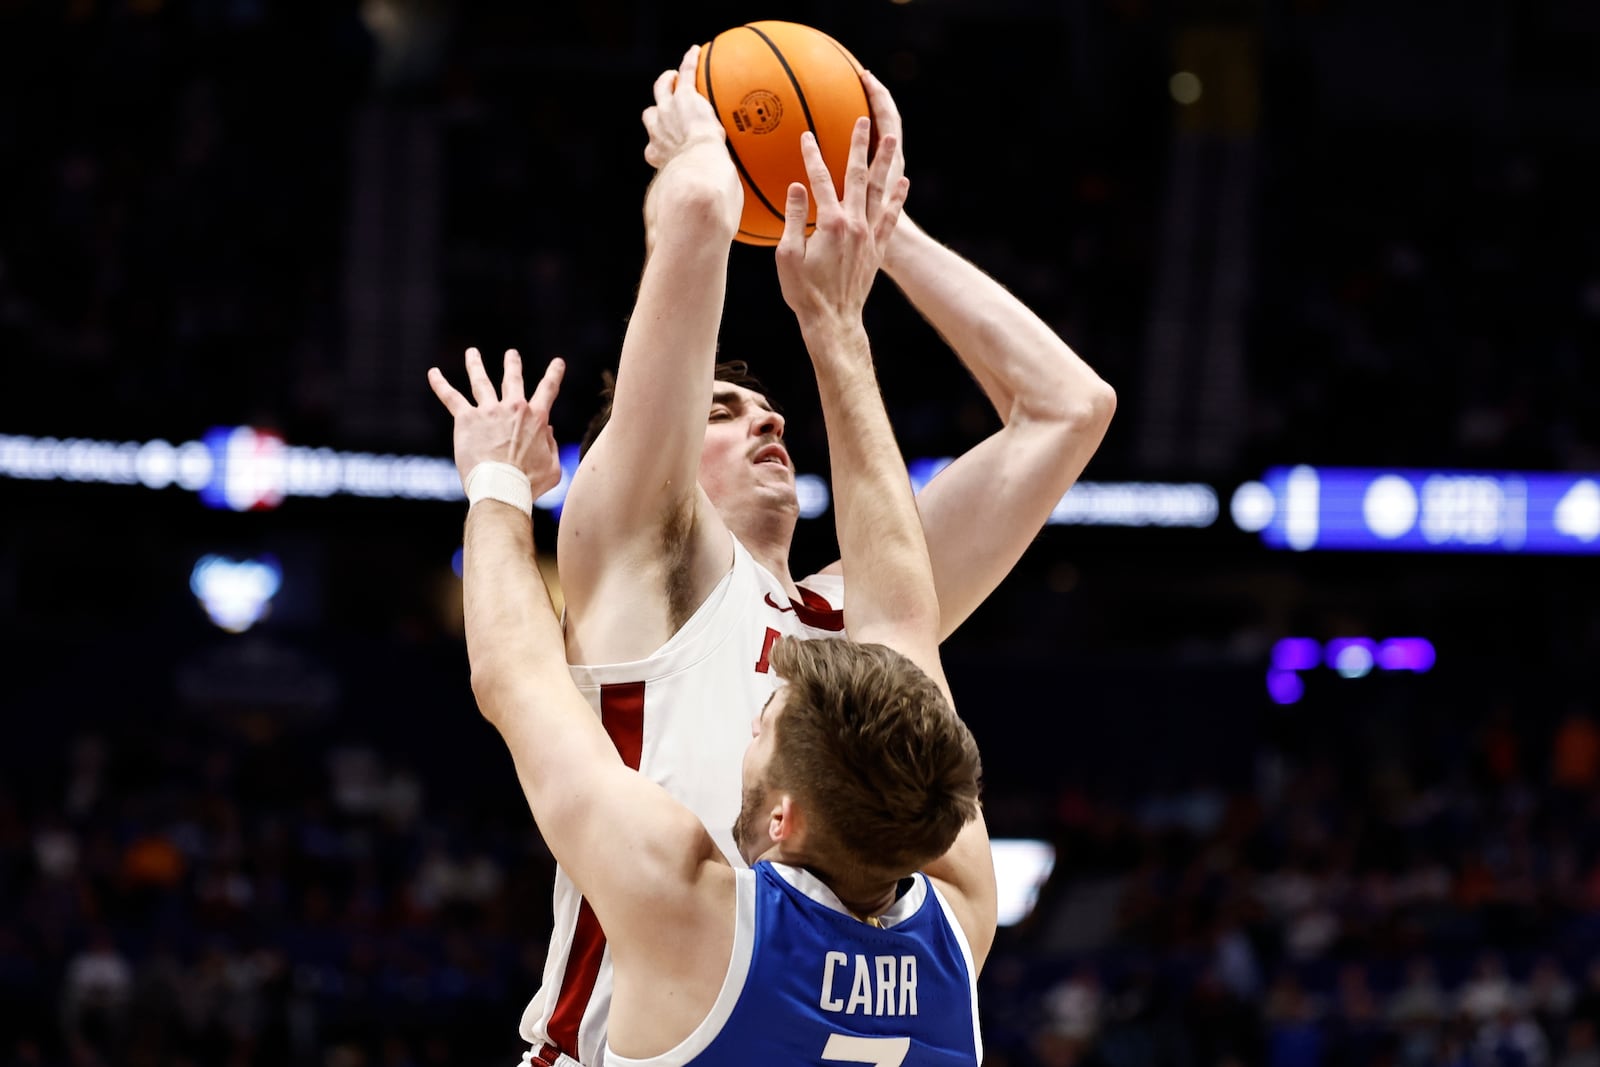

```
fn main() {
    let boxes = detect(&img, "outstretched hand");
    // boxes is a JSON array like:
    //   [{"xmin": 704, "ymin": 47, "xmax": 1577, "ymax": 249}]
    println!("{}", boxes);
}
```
[
  {"xmin": 774, "ymin": 116, "xmax": 908, "ymax": 333},
  {"xmin": 428, "ymin": 349, "xmax": 566, "ymax": 499}
]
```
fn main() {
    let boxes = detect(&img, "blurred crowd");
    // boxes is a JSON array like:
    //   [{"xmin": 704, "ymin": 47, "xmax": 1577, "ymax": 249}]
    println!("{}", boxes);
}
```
[
  {"xmin": 3, "ymin": 679, "xmax": 1600, "ymax": 1067},
  {"xmin": 977, "ymin": 698, "xmax": 1600, "ymax": 1067},
  {"xmin": 1, "ymin": 716, "xmax": 552, "ymax": 1067},
  {"xmin": 1246, "ymin": 122, "xmax": 1600, "ymax": 473}
]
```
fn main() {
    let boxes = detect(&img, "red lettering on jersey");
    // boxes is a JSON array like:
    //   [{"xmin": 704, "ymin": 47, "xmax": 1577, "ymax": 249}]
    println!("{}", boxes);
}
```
[{"xmin": 755, "ymin": 626, "xmax": 781, "ymax": 674}]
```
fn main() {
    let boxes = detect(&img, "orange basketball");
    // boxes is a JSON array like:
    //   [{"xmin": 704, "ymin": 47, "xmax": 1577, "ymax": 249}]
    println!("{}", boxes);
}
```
[{"xmin": 694, "ymin": 21, "xmax": 868, "ymax": 247}]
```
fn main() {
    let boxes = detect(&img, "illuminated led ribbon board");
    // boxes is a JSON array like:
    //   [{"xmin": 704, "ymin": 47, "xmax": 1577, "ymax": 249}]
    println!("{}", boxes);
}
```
[
  {"xmin": 1234, "ymin": 465, "xmax": 1600, "ymax": 554},
  {"xmin": 0, "ymin": 432, "xmax": 1221, "ymax": 528}
]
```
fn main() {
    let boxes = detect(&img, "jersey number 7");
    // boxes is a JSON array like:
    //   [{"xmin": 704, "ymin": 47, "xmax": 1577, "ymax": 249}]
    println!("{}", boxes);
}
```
[{"xmin": 822, "ymin": 1034, "xmax": 911, "ymax": 1067}]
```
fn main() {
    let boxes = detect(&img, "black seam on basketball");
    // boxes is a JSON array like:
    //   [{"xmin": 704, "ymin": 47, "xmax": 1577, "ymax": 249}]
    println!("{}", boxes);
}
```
[
  {"xmin": 708, "ymin": 31, "xmax": 786, "ymax": 226},
  {"xmin": 746, "ymin": 24, "xmax": 819, "ymax": 135},
  {"xmin": 745, "ymin": 20, "xmax": 829, "ymax": 197},
  {"xmin": 817, "ymin": 37, "xmax": 870, "ymax": 150},
  {"xmin": 822, "ymin": 37, "xmax": 863, "ymax": 77}
]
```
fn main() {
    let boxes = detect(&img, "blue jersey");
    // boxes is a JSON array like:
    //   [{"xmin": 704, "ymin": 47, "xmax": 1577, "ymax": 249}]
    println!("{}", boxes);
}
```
[{"xmin": 605, "ymin": 861, "xmax": 982, "ymax": 1067}]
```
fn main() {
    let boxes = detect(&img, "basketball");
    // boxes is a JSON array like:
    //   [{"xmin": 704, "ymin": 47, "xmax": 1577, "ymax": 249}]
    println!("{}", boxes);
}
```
[{"xmin": 694, "ymin": 21, "xmax": 869, "ymax": 246}]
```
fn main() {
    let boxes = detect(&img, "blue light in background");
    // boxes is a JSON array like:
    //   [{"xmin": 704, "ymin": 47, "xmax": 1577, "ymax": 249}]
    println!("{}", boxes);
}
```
[
  {"xmin": 533, "ymin": 445, "xmax": 580, "ymax": 517},
  {"xmin": 1242, "ymin": 466, "xmax": 1600, "ymax": 554},
  {"xmin": 1377, "ymin": 637, "xmax": 1436, "ymax": 672},
  {"xmin": 1266, "ymin": 669, "xmax": 1305, "ymax": 706},
  {"xmin": 1268, "ymin": 636, "xmax": 1436, "ymax": 705},
  {"xmin": 1271, "ymin": 637, "xmax": 1321, "ymax": 672},
  {"xmin": 908, "ymin": 457, "xmax": 954, "ymax": 495},
  {"xmin": 1325, "ymin": 638, "xmax": 1377, "ymax": 677},
  {"xmin": 190, "ymin": 554, "xmax": 282, "ymax": 633}
]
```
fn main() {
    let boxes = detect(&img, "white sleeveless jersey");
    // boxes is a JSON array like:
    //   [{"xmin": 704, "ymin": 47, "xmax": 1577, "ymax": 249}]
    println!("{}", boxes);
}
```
[{"xmin": 519, "ymin": 537, "xmax": 846, "ymax": 1066}]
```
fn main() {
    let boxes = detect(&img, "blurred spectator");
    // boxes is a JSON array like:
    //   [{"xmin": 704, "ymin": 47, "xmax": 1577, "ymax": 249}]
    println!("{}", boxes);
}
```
[
  {"xmin": 59, "ymin": 928, "xmax": 131, "ymax": 1056},
  {"xmin": 1531, "ymin": 957, "xmax": 1580, "ymax": 1044},
  {"xmin": 1390, "ymin": 957, "xmax": 1449, "ymax": 1030},
  {"xmin": 1035, "ymin": 964, "xmax": 1105, "ymax": 1067},
  {"xmin": 1475, "ymin": 1005, "xmax": 1550, "ymax": 1067},
  {"xmin": 1460, "ymin": 953, "xmax": 1522, "ymax": 1024},
  {"xmin": 1265, "ymin": 971, "xmax": 1325, "ymax": 1067},
  {"xmin": 1559, "ymin": 1019, "xmax": 1600, "ymax": 1067},
  {"xmin": 1552, "ymin": 709, "xmax": 1600, "ymax": 793}
]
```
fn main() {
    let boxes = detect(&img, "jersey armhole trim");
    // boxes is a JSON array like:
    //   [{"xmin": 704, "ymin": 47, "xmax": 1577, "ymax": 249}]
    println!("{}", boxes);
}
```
[
  {"xmin": 602, "ymin": 868, "xmax": 757, "ymax": 1067},
  {"xmin": 932, "ymin": 882, "xmax": 985, "ymax": 1064}
]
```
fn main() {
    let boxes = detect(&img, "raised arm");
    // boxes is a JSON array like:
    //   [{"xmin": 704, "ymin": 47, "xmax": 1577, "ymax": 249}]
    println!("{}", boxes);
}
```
[
  {"xmin": 428, "ymin": 350, "xmax": 720, "ymax": 949},
  {"xmin": 776, "ymin": 121, "xmax": 998, "ymax": 965},
  {"xmin": 843, "ymin": 72, "xmax": 1117, "ymax": 641},
  {"xmin": 554, "ymin": 46, "xmax": 744, "ymax": 653},
  {"xmin": 777, "ymin": 121, "xmax": 935, "ymax": 665}
]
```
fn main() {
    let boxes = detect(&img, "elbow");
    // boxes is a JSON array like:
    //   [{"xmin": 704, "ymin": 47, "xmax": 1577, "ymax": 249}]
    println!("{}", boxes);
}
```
[
  {"xmin": 1020, "ymin": 373, "xmax": 1116, "ymax": 438},
  {"xmin": 1075, "ymin": 378, "xmax": 1117, "ymax": 431},
  {"xmin": 469, "ymin": 666, "xmax": 511, "ymax": 730}
]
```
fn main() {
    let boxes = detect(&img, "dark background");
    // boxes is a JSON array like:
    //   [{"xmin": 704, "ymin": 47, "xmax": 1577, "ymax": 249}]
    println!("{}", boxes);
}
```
[{"xmin": 2, "ymin": 1, "xmax": 1599, "ymax": 1065}]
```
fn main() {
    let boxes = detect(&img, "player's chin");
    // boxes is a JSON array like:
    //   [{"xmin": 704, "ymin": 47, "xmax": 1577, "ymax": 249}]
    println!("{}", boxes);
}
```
[
  {"xmin": 756, "ymin": 480, "xmax": 798, "ymax": 510},
  {"xmin": 752, "ymin": 463, "xmax": 795, "ymax": 484}
]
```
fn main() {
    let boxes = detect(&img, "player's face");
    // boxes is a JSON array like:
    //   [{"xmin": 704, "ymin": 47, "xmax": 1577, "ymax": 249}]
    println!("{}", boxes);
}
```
[
  {"xmin": 698, "ymin": 383, "xmax": 795, "ymax": 513},
  {"xmin": 733, "ymin": 688, "xmax": 784, "ymax": 865}
]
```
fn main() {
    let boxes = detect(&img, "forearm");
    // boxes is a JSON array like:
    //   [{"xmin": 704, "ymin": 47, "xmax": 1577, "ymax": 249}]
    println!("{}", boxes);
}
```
[
  {"xmin": 805, "ymin": 318, "xmax": 939, "ymax": 638},
  {"xmin": 882, "ymin": 216, "xmax": 1113, "ymax": 425},
  {"xmin": 464, "ymin": 502, "xmax": 609, "ymax": 757},
  {"xmin": 462, "ymin": 500, "xmax": 686, "ymax": 901},
  {"xmin": 565, "ymin": 145, "xmax": 739, "ymax": 537}
]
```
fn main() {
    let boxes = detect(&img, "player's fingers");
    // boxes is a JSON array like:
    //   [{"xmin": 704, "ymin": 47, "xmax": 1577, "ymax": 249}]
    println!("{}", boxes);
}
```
[
  {"xmin": 642, "ymin": 108, "xmax": 664, "ymax": 168},
  {"xmin": 874, "ymin": 176, "xmax": 910, "ymax": 247},
  {"xmin": 653, "ymin": 67, "xmax": 678, "ymax": 107},
  {"xmin": 798, "ymin": 132, "xmax": 837, "ymax": 215},
  {"xmin": 676, "ymin": 45, "xmax": 700, "ymax": 94},
  {"xmin": 529, "ymin": 357, "xmax": 565, "ymax": 419},
  {"xmin": 841, "ymin": 116, "xmax": 872, "ymax": 217},
  {"xmin": 866, "ymin": 132, "xmax": 898, "ymax": 217},
  {"xmin": 427, "ymin": 367, "xmax": 471, "ymax": 417},
  {"xmin": 502, "ymin": 348, "xmax": 525, "ymax": 401},
  {"xmin": 777, "ymin": 182, "xmax": 810, "ymax": 259},
  {"xmin": 464, "ymin": 346, "xmax": 497, "ymax": 405}
]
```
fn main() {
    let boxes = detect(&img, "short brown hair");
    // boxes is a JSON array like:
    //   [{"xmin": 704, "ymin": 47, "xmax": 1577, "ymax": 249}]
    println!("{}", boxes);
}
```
[
  {"xmin": 767, "ymin": 638, "xmax": 982, "ymax": 887},
  {"xmin": 578, "ymin": 360, "xmax": 783, "ymax": 459}
]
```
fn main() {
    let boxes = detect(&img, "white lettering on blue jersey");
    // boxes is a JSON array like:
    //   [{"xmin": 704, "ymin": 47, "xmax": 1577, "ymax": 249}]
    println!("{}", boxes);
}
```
[{"xmin": 821, "ymin": 954, "xmax": 919, "ymax": 1017}]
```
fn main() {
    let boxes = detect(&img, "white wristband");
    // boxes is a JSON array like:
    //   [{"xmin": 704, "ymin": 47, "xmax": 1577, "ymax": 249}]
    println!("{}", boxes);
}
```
[{"xmin": 464, "ymin": 462, "xmax": 534, "ymax": 517}]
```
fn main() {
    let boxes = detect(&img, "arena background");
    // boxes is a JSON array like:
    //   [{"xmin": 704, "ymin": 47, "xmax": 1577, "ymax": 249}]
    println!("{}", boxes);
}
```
[{"xmin": 3, "ymin": 2, "xmax": 1599, "ymax": 1065}]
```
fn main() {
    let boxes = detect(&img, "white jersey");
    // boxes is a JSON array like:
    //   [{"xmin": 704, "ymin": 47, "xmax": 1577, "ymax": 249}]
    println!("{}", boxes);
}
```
[{"xmin": 520, "ymin": 536, "xmax": 846, "ymax": 1066}]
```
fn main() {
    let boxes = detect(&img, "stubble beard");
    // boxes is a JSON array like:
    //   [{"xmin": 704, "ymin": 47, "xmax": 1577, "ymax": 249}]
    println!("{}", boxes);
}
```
[{"xmin": 731, "ymin": 780, "xmax": 766, "ymax": 864}]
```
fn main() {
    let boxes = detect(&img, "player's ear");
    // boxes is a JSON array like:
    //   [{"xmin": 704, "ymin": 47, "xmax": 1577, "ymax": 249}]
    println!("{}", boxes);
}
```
[{"xmin": 769, "ymin": 794, "xmax": 802, "ymax": 845}]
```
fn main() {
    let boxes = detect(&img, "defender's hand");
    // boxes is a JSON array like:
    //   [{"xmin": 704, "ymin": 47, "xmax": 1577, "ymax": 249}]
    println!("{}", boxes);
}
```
[
  {"xmin": 774, "ymin": 118, "xmax": 908, "ymax": 331},
  {"xmin": 428, "ymin": 349, "xmax": 566, "ymax": 499}
]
